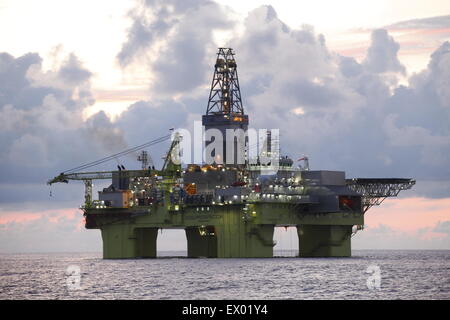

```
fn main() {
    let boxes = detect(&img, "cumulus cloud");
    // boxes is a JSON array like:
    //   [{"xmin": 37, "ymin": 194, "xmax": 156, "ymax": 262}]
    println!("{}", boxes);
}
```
[
  {"xmin": 84, "ymin": 111, "xmax": 128, "ymax": 154},
  {"xmin": 0, "ymin": 49, "xmax": 134, "ymax": 216},
  {"xmin": 113, "ymin": 99, "xmax": 192, "ymax": 164},
  {"xmin": 380, "ymin": 41, "xmax": 450, "ymax": 177},
  {"xmin": 117, "ymin": 0, "xmax": 234, "ymax": 96},
  {"xmin": 362, "ymin": 29, "xmax": 406, "ymax": 74},
  {"xmin": 0, "ymin": 53, "xmax": 56, "ymax": 111},
  {"xmin": 416, "ymin": 41, "xmax": 450, "ymax": 108}
]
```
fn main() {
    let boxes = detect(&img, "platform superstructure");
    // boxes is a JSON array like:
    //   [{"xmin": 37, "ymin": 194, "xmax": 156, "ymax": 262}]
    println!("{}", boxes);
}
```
[{"xmin": 48, "ymin": 48, "xmax": 415, "ymax": 258}]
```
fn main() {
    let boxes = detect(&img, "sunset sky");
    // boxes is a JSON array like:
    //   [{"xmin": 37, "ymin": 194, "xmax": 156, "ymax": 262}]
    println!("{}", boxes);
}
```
[{"xmin": 0, "ymin": 0, "xmax": 449, "ymax": 252}]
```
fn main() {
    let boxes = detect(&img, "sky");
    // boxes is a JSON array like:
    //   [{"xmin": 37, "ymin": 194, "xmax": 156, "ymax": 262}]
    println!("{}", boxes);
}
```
[{"xmin": 0, "ymin": 0, "xmax": 450, "ymax": 253}]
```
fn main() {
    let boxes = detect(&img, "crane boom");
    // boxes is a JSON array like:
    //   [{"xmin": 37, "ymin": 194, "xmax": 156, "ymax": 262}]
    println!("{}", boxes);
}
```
[
  {"xmin": 47, "ymin": 169, "xmax": 158, "ymax": 185},
  {"xmin": 47, "ymin": 133, "xmax": 182, "ymax": 208},
  {"xmin": 47, "ymin": 132, "xmax": 182, "ymax": 185}
]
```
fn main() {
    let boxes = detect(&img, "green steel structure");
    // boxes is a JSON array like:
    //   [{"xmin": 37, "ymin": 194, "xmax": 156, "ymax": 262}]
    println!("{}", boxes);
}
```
[{"xmin": 48, "ymin": 48, "xmax": 415, "ymax": 258}]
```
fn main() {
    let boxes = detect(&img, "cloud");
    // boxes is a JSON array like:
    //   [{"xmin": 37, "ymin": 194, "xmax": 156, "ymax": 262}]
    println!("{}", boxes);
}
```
[
  {"xmin": 8, "ymin": 134, "xmax": 49, "ymax": 167},
  {"xmin": 380, "ymin": 41, "xmax": 450, "ymax": 177},
  {"xmin": 0, "ymin": 52, "xmax": 56, "ymax": 111},
  {"xmin": 418, "ymin": 41, "xmax": 450, "ymax": 108},
  {"xmin": 0, "ymin": 50, "xmax": 135, "ymax": 217},
  {"xmin": 0, "ymin": 207, "xmax": 186, "ymax": 253},
  {"xmin": 0, "ymin": 48, "xmax": 194, "ymax": 211},
  {"xmin": 112, "ymin": 99, "xmax": 192, "ymax": 164},
  {"xmin": 0, "ymin": 51, "xmax": 127, "ymax": 183},
  {"xmin": 0, "ymin": 209, "xmax": 101, "ymax": 253},
  {"xmin": 117, "ymin": 0, "xmax": 234, "ymax": 96},
  {"xmin": 332, "ymin": 15, "xmax": 450, "ymax": 74},
  {"xmin": 57, "ymin": 54, "xmax": 93, "ymax": 85},
  {"xmin": 433, "ymin": 220, "xmax": 450, "ymax": 235},
  {"xmin": 385, "ymin": 16, "xmax": 450, "ymax": 58},
  {"xmin": 385, "ymin": 15, "xmax": 450, "ymax": 30},
  {"xmin": 353, "ymin": 222, "xmax": 450, "ymax": 250},
  {"xmin": 362, "ymin": 29, "xmax": 406, "ymax": 74},
  {"xmin": 84, "ymin": 111, "xmax": 128, "ymax": 154},
  {"xmin": 362, "ymin": 197, "xmax": 450, "ymax": 232},
  {"xmin": 352, "ymin": 197, "xmax": 450, "ymax": 248}
]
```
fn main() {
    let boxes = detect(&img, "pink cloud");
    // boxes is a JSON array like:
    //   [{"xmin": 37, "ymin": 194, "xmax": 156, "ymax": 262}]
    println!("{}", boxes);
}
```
[
  {"xmin": 388, "ymin": 27, "xmax": 450, "ymax": 36},
  {"xmin": 0, "ymin": 208, "xmax": 99, "ymax": 253},
  {"xmin": 420, "ymin": 231, "xmax": 447, "ymax": 241},
  {"xmin": 0, "ymin": 208, "xmax": 83, "ymax": 229},
  {"xmin": 365, "ymin": 197, "xmax": 450, "ymax": 232},
  {"xmin": 330, "ymin": 27, "xmax": 450, "ymax": 67}
]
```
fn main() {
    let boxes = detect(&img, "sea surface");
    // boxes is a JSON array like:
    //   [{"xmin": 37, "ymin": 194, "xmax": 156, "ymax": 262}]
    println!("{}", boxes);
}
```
[{"xmin": 0, "ymin": 250, "xmax": 449, "ymax": 300}]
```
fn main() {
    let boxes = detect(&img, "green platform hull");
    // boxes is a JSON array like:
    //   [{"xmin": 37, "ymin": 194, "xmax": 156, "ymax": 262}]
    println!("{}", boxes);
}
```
[{"xmin": 86, "ymin": 202, "xmax": 363, "ymax": 259}]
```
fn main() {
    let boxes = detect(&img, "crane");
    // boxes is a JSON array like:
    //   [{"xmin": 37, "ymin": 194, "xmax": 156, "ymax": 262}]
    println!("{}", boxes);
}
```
[{"xmin": 47, "ymin": 132, "xmax": 182, "ymax": 208}]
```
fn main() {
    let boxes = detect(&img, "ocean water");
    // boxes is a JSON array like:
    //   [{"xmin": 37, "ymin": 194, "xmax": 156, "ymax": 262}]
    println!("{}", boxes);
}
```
[{"xmin": 0, "ymin": 250, "xmax": 449, "ymax": 300}]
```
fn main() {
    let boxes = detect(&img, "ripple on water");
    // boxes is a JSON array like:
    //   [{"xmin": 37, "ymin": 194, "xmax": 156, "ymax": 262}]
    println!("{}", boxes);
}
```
[{"xmin": 0, "ymin": 250, "xmax": 449, "ymax": 299}]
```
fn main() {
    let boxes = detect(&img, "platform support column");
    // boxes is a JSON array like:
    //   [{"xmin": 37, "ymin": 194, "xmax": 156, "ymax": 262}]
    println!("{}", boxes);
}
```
[
  {"xmin": 101, "ymin": 224, "xmax": 136, "ymax": 259},
  {"xmin": 185, "ymin": 227, "xmax": 218, "ymax": 258},
  {"xmin": 134, "ymin": 227, "xmax": 158, "ymax": 258},
  {"xmin": 101, "ymin": 225, "xmax": 158, "ymax": 259},
  {"xmin": 297, "ymin": 225, "xmax": 352, "ymax": 257},
  {"xmin": 216, "ymin": 223, "xmax": 275, "ymax": 258}
]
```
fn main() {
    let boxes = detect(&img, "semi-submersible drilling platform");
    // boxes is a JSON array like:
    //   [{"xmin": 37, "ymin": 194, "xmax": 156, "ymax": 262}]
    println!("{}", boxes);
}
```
[{"xmin": 49, "ymin": 48, "xmax": 415, "ymax": 258}]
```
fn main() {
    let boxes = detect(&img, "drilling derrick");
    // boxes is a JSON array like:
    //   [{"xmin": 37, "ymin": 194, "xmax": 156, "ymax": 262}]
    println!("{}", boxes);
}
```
[
  {"xmin": 48, "ymin": 48, "xmax": 415, "ymax": 259},
  {"xmin": 206, "ymin": 48, "xmax": 244, "ymax": 115},
  {"xmin": 203, "ymin": 48, "xmax": 248, "ymax": 166}
]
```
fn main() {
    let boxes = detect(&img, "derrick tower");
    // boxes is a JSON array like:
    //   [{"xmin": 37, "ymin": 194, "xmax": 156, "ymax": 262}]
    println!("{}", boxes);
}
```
[{"xmin": 202, "ymin": 48, "xmax": 248, "ymax": 166}]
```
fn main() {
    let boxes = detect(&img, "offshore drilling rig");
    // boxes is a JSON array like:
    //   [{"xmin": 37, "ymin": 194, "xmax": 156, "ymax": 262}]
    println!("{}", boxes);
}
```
[{"xmin": 48, "ymin": 48, "xmax": 415, "ymax": 258}]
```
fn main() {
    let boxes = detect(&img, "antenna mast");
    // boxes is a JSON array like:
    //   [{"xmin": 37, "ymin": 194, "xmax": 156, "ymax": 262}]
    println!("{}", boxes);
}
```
[{"xmin": 137, "ymin": 151, "xmax": 149, "ymax": 170}]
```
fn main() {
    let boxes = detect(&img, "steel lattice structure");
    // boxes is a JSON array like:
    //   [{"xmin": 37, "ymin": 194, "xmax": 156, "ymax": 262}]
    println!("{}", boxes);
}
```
[
  {"xmin": 206, "ymin": 48, "xmax": 244, "ymax": 115},
  {"xmin": 47, "ymin": 170, "xmax": 154, "ymax": 184},
  {"xmin": 346, "ymin": 178, "xmax": 416, "ymax": 213}
]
